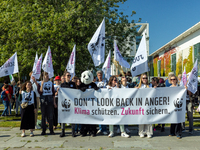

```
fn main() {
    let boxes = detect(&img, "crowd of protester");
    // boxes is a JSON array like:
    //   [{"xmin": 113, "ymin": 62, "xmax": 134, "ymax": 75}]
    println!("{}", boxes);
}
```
[{"xmin": 0, "ymin": 70, "xmax": 199, "ymax": 139}]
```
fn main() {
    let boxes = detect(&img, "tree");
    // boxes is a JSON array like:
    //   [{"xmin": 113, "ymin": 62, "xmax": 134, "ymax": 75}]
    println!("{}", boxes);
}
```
[{"xmin": 0, "ymin": 0, "xmax": 139, "ymax": 79}]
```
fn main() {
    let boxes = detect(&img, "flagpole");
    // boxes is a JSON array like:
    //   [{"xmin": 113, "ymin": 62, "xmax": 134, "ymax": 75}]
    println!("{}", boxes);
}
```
[{"xmin": 18, "ymin": 72, "xmax": 20, "ymax": 82}]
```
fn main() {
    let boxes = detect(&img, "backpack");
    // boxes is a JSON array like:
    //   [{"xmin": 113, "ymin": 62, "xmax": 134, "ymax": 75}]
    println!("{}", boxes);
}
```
[{"xmin": 1, "ymin": 90, "xmax": 7, "ymax": 100}]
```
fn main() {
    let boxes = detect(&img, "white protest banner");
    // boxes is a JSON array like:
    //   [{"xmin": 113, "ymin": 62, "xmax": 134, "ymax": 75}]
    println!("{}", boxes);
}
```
[
  {"xmin": 131, "ymin": 34, "xmax": 148, "ymax": 77},
  {"xmin": 66, "ymin": 45, "xmax": 76, "ymax": 78},
  {"xmin": 102, "ymin": 50, "xmax": 111, "ymax": 80},
  {"xmin": 32, "ymin": 54, "xmax": 43, "ymax": 79},
  {"xmin": 114, "ymin": 40, "xmax": 130, "ymax": 68},
  {"xmin": 58, "ymin": 87, "xmax": 186, "ymax": 124},
  {"xmin": 88, "ymin": 18, "xmax": 105, "ymax": 66},
  {"xmin": 0, "ymin": 52, "xmax": 19, "ymax": 78},
  {"xmin": 42, "ymin": 46, "xmax": 54, "ymax": 78},
  {"xmin": 33, "ymin": 52, "xmax": 38, "ymax": 71},
  {"xmin": 187, "ymin": 59, "xmax": 198, "ymax": 94}
]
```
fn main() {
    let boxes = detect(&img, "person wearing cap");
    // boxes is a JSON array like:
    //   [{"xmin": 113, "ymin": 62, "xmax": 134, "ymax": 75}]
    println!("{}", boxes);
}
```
[
  {"xmin": 53, "ymin": 76, "xmax": 61, "ymax": 129},
  {"xmin": 59, "ymin": 72, "xmax": 76, "ymax": 137}
]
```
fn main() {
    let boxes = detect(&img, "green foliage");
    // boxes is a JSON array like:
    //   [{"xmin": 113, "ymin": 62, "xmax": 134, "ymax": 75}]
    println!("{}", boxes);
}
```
[
  {"xmin": 183, "ymin": 46, "xmax": 193, "ymax": 73},
  {"xmin": 0, "ymin": 0, "xmax": 139, "ymax": 79},
  {"xmin": 176, "ymin": 51, "xmax": 182, "ymax": 76}
]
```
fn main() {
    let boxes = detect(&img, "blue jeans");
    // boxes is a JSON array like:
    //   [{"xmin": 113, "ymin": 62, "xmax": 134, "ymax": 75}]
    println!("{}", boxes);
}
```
[
  {"xmin": 2, "ymin": 100, "xmax": 9, "ymax": 116},
  {"xmin": 99, "ymin": 125, "xmax": 107, "ymax": 132},
  {"xmin": 15, "ymin": 100, "xmax": 21, "ymax": 115},
  {"xmin": 75, "ymin": 124, "xmax": 82, "ymax": 132}
]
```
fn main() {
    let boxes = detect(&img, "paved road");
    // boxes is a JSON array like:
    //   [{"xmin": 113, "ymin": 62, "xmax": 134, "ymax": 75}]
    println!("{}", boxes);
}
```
[{"xmin": 0, "ymin": 126, "xmax": 200, "ymax": 150}]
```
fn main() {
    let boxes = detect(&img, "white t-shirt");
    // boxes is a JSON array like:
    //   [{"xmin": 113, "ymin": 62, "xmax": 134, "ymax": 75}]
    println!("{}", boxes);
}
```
[
  {"xmin": 54, "ymin": 84, "xmax": 60, "ymax": 98},
  {"xmin": 42, "ymin": 81, "xmax": 53, "ymax": 96},
  {"xmin": 106, "ymin": 85, "xmax": 118, "ymax": 89},
  {"xmin": 121, "ymin": 84, "xmax": 129, "ymax": 88},
  {"xmin": 22, "ymin": 91, "xmax": 34, "ymax": 105}
]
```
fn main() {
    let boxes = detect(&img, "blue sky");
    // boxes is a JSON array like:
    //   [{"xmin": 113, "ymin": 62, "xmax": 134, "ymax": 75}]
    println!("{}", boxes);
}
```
[{"xmin": 118, "ymin": 0, "xmax": 200, "ymax": 54}]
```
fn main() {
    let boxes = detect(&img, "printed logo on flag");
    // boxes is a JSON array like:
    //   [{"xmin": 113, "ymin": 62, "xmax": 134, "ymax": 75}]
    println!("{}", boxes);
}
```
[
  {"xmin": 61, "ymin": 99, "xmax": 71, "ymax": 111},
  {"xmin": 89, "ymin": 34, "xmax": 105, "ymax": 54},
  {"xmin": 4, "ymin": 69, "xmax": 8, "ymax": 74}
]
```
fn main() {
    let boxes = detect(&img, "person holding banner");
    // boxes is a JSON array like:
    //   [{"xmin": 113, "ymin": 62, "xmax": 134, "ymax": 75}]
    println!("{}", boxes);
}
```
[
  {"xmin": 137, "ymin": 74, "xmax": 153, "ymax": 138},
  {"xmin": 95, "ymin": 70, "xmax": 108, "ymax": 135},
  {"xmin": 53, "ymin": 76, "xmax": 61, "ymax": 129},
  {"xmin": 59, "ymin": 72, "xmax": 76, "ymax": 137},
  {"xmin": 169, "ymin": 74, "xmax": 182, "ymax": 139},
  {"xmin": 107, "ymin": 76, "xmax": 130, "ymax": 138},
  {"xmin": 38, "ymin": 72, "xmax": 56, "ymax": 135}
]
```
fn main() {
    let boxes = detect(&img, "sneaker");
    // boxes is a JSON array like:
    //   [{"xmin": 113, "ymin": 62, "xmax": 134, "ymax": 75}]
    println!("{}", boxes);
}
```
[
  {"xmin": 189, "ymin": 131, "xmax": 193, "ymax": 134},
  {"xmin": 30, "ymin": 132, "xmax": 34, "ymax": 137},
  {"xmin": 21, "ymin": 132, "xmax": 25, "ymax": 137},
  {"xmin": 121, "ymin": 132, "xmax": 130, "ymax": 138},
  {"xmin": 147, "ymin": 134, "xmax": 152, "ymax": 138},
  {"xmin": 140, "ymin": 133, "xmax": 144, "ymax": 138},
  {"xmin": 97, "ymin": 130, "xmax": 102, "ymax": 134},
  {"xmin": 41, "ymin": 131, "xmax": 46, "ymax": 135},
  {"xmin": 177, "ymin": 135, "xmax": 182, "ymax": 139},
  {"xmin": 116, "ymin": 128, "xmax": 121, "ymax": 134},
  {"xmin": 169, "ymin": 134, "xmax": 175, "ymax": 137},
  {"xmin": 108, "ymin": 132, "xmax": 114, "ymax": 137},
  {"xmin": 125, "ymin": 128, "xmax": 131, "ymax": 134},
  {"xmin": 50, "ymin": 131, "xmax": 55, "ymax": 135},
  {"xmin": 102, "ymin": 131, "xmax": 108, "ymax": 135}
]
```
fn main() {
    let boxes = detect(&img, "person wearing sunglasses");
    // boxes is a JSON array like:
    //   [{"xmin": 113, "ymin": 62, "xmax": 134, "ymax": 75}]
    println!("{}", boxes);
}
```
[
  {"xmin": 137, "ymin": 73, "xmax": 153, "ymax": 138},
  {"xmin": 107, "ymin": 76, "xmax": 130, "ymax": 138},
  {"xmin": 169, "ymin": 74, "xmax": 183, "ymax": 139},
  {"xmin": 59, "ymin": 72, "xmax": 76, "ymax": 137}
]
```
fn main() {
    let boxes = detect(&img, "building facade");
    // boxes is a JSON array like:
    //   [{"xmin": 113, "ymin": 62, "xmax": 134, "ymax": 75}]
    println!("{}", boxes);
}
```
[{"xmin": 150, "ymin": 22, "xmax": 200, "ymax": 77}]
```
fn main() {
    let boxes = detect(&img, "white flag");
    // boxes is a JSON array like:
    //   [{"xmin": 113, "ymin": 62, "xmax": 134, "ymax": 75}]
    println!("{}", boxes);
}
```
[
  {"xmin": 180, "ymin": 67, "xmax": 187, "ymax": 87},
  {"xmin": 0, "ymin": 52, "xmax": 19, "ymax": 78},
  {"xmin": 9, "ymin": 75, "xmax": 15, "ymax": 83},
  {"xmin": 102, "ymin": 50, "xmax": 111, "ymax": 80},
  {"xmin": 42, "ymin": 46, "xmax": 54, "ymax": 78},
  {"xmin": 66, "ymin": 45, "xmax": 76, "ymax": 78},
  {"xmin": 33, "ymin": 52, "xmax": 38, "ymax": 71},
  {"xmin": 114, "ymin": 40, "xmax": 130, "ymax": 68},
  {"xmin": 131, "ymin": 34, "xmax": 148, "ymax": 77},
  {"xmin": 88, "ymin": 18, "xmax": 105, "ymax": 66},
  {"xmin": 32, "ymin": 54, "xmax": 43, "ymax": 79},
  {"xmin": 187, "ymin": 59, "xmax": 198, "ymax": 94}
]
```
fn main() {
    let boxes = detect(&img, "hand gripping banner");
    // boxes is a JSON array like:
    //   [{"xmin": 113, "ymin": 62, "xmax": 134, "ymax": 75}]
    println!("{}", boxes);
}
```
[{"xmin": 58, "ymin": 87, "xmax": 186, "ymax": 125}]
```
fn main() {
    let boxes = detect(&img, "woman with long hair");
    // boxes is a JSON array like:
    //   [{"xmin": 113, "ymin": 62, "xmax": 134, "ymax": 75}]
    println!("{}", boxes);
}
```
[
  {"xmin": 137, "ymin": 73, "xmax": 153, "ymax": 138},
  {"xmin": 20, "ymin": 81, "xmax": 37, "ymax": 137},
  {"xmin": 107, "ymin": 76, "xmax": 130, "ymax": 138}
]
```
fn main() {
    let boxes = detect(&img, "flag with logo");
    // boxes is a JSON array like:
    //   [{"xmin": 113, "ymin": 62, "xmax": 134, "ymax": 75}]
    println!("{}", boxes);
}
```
[
  {"xmin": 187, "ymin": 59, "xmax": 198, "ymax": 94},
  {"xmin": 114, "ymin": 40, "xmax": 130, "ymax": 68},
  {"xmin": 66, "ymin": 45, "xmax": 76, "ymax": 78},
  {"xmin": 32, "ymin": 54, "xmax": 43, "ymax": 79},
  {"xmin": 0, "ymin": 52, "xmax": 19, "ymax": 77},
  {"xmin": 102, "ymin": 50, "xmax": 111, "ymax": 80},
  {"xmin": 42, "ymin": 46, "xmax": 54, "ymax": 78},
  {"xmin": 33, "ymin": 52, "xmax": 38, "ymax": 71},
  {"xmin": 88, "ymin": 18, "xmax": 105, "ymax": 66},
  {"xmin": 131, "ymin": 34, "xmax": 148, "ymax": 77}
]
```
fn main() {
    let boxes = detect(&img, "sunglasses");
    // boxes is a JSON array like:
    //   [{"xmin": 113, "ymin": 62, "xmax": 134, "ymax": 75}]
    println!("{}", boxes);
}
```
[
  {"xmin": 142, "ymin": 78, "xmax": 148, "ymax": 79},
  {"xmin": 170, "ymin": 78, "xmax": 176, "ymax": 81},
  {"xmin": 67, "ymin": 75, "xmax": 71, "ymax": 77},
  {"xmin": 113, "ymin": 79, "xmax": 117, "ymax": 81}
]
